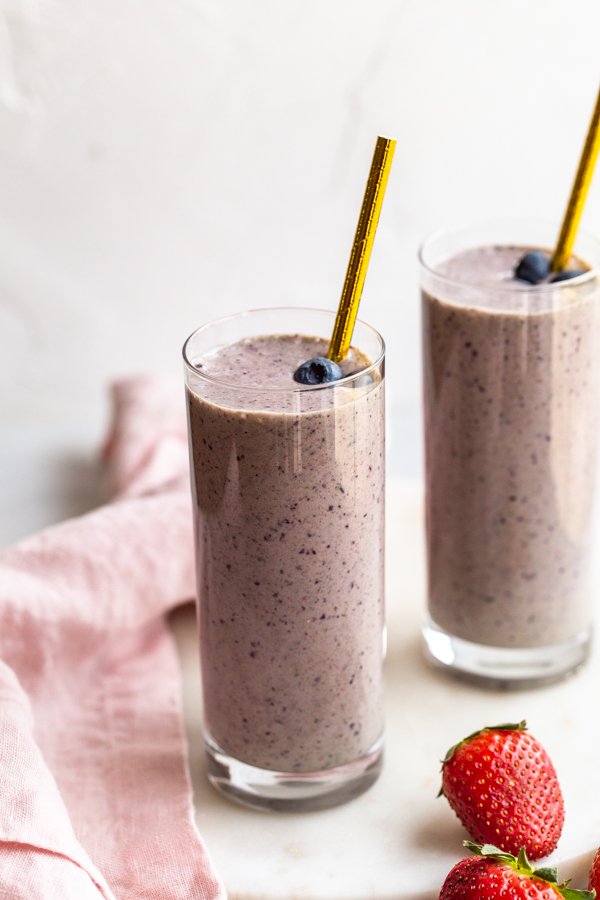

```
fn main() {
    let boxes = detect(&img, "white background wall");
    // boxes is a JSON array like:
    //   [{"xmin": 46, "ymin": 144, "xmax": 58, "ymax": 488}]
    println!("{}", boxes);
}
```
[{"xmin": 1, "ymin": 0, "xmax": 600, "ymax": 493}]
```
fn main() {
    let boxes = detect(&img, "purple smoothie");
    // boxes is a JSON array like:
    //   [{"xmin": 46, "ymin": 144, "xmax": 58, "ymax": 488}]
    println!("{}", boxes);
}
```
[
  {"xmin": 186, "ymin": 334, "xmax": 384, "ymax": 773},
  {"xmin": 423, "ymin": 245, "xmax": 600, "ymax": 649}
]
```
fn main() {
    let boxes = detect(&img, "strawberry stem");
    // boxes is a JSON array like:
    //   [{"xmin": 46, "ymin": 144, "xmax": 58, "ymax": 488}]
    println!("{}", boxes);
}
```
[
  {"xmin": 437, "ymin": 721, "xmax": 527, "ymax": 797},
  {"xmin": 441, "ymin": 721, "xmax": 527, "ymax": 766},
  {"xmin": 462, "ymin": 843, "xmax": 596, "ymax": 898}
]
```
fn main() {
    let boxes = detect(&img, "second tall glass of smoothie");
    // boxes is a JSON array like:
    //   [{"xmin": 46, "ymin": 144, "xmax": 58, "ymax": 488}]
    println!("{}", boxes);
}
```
[
  {"xmin": 183, "ymin": 308, "xmax": 385, "ymax": 810},
  {"xmin": 421, "ymin": 220, "xmax": 600, "ymax": 686}
]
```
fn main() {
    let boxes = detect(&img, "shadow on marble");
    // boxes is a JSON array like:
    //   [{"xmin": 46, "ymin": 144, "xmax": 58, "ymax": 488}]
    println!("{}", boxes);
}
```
[
  {"xmin": 48, "ymin": 451, "xmax": 106, "ymax": 522},
  {"xmin": 408, "ymin": 807, "xmax": 466, "ymax": 858},
  {"xmin": 1, "ymin": 444, "xmax": 106, "ymax": 547},
  {"xmin": 560, "ymin": 849, "xmax": 596, "ymax": 890}
]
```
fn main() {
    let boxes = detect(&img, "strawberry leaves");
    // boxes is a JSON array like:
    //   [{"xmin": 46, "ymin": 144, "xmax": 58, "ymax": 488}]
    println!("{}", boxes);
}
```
[
  {"xmin": 463, "ymin": 843, "xmax": 596, "ymax": 899},
  {"xmin": 441, "ymin": 721, "xmax": 528, "ymax": 767}
]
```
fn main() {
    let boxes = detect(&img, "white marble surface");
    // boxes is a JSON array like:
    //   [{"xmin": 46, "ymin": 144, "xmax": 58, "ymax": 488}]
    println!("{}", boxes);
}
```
[
  {"xmin": 171, "ymin": 481, "xmax": 600, "ymax": 900},
  {"xmin": 3, "ymin": 430, "xmax": 600, "ymax": 897}
]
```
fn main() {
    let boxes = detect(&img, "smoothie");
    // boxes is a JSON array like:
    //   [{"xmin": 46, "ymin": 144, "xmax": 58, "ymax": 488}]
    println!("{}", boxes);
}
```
[
  {"xmin": 186, "ymin": 332, "xmax": 385, "ymax": 774},
  {"xmin": 423, "ymin": 244, "xmax": 600, "ymax": 650}
]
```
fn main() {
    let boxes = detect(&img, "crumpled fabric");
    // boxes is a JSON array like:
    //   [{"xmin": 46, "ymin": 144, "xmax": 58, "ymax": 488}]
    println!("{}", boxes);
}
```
[{"xmin": 0, "ymin": 375, "xmax": 225, "ymax": 899}]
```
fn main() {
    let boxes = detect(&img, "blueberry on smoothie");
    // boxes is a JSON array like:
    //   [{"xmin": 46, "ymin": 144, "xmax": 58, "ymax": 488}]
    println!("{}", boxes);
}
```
[
  {"xmin": 293, "ymin": 357, "xmax": 343, "ymax": 385},
  {"xmin": 514, "ymin": 251, "xmax": 551, "ymax": 284},
  {"xmin": 549, "ymin": 269, "xmax": 587, "ymax": 283}
]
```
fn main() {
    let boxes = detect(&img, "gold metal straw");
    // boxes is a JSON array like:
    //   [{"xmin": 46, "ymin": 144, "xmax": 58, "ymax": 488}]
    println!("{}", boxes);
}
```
[
  {"xmin": 327, "ymin": 136, "xmax": 396, "ymax": 363},
  {"xmin": 551, "ymin": 85, "xmax": 600, "ymax": 272}
]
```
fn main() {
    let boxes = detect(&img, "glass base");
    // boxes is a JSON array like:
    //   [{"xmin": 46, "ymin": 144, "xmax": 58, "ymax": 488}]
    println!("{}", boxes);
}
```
[
  {"xmin": 422, "ymin": 620, "xmax": 592, "ymax": 689},
  {"xmin": 204, "ymin": 734, "xmax": 384, "ymax": 812}
]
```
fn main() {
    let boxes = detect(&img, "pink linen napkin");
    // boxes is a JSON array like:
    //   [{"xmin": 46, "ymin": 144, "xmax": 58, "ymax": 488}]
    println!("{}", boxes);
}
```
[{"xmin": 0, "ymin": 376, "xmax": 225, "ymax": 899}]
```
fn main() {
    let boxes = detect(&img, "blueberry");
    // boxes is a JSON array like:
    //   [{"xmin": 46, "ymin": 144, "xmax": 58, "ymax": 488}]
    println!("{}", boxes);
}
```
[
  {"xmin": 293, "ymin": 357, "xmax": 343, "ymax": 385},
  {"xmin": 514, "ymin": 251, "xmax": 551, "ymax": 284},
  {"xmin": 549, "ymin": 269, "xmax": 587, "ymax": 283}
]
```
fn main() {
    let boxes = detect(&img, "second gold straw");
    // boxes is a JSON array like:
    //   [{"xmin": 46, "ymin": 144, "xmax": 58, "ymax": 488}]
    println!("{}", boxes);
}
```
[{"xmin": 552, "ymin": 86, "xmax": 600, "ymax": 272}]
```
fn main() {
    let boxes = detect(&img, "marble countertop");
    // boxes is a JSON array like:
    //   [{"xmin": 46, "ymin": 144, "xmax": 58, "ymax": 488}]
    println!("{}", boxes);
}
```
[
  {"xmin": 3, "ymin": 431, "xmax": 600, "ymax": 899},
  {"xmin": 168, "ymin": 480, "xmax": 600, "ymax": 898}
]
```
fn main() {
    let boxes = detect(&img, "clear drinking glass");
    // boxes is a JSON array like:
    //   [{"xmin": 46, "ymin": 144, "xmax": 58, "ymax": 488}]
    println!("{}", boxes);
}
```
[
  {"xmin": 183, "ymin": 308, "xmax": 385, "ymax": 810},
  {"xmin": 420, "ymin": 220, "xmax": 600, "ymax": 687}
]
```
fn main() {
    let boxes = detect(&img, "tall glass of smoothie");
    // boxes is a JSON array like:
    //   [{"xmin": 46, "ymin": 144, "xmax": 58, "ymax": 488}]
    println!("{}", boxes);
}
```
[
  {"xmin": 420, "ymin": 220, "xmax": 600, "ymax": 687},
  {"xmin": 183, "ymin": 307, "xmax": 385, "ymax": 810}
]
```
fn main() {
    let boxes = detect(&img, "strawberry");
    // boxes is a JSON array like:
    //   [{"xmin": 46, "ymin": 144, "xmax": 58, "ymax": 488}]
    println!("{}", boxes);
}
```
[
  {"xmin": 439, "ymin": 843, "xmax": 595, "ymax": 899},
  {"xmin": 589, "ymin": 847, "xmax": 600, "ymax": 893},
  {"xmin": 440, "ymin": 720, "xmax": 564, "ymax": 859}
]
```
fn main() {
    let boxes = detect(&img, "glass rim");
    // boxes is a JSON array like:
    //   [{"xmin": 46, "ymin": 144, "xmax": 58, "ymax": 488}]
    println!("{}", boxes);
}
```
[
  {"xmin": 182, "ymin": 306, "xmax": 386, "ymax": 394},
  {"xmin": 418, "ymin": 218, "xmax": 600, "ymax": 293}
]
